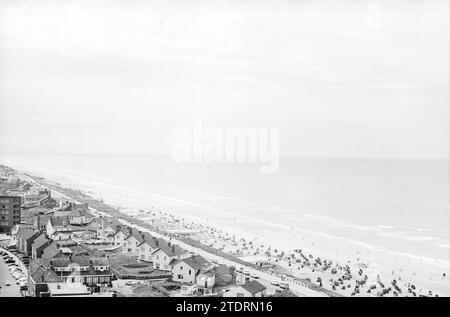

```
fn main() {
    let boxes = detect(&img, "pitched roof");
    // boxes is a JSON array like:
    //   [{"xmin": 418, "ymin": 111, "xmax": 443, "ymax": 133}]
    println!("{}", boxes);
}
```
[
  {"xmin": 49, "ymin": 256, "xmax": 109, "ymax": 268},
  {"xmin": 66, "ymin": 245, "xmax": 90, "ymax": 256},
  {"xmin": 125, "ymin": 228, "xmax": 145, "ymax": 243},
  {"xmin": 53, "ymin": 210, "xmax": 72, "ymax": 217},
  {"xmin": 240, "ymin": 280, "xmax": 267, "ymax": 294},
  {"xmin": 139, "ymin": 235, "xmax": 164, "ymax": 249},
  {"xmin": 30, "ymin": 266, "xmax": 64, "ymax": 284},
  {"xmin": 58, "ymin": 203, "xmax": 72, "ymax": 211},
  {"xmin": 32, "ymin": 235, "xmax": 50, "ymax": 250},
  {"xmin": 90, "ymin": 257, "xmax": 109, "ymax": 266},
  {"xmin": 153, "ymin": 243, "xmax": 186, "ymax": 257},
  {"xmin": 42, "ymin": 243, "xmax": 61, "ymax": 258},
  {"xmin": 25, "ymin": 206, "xmax": 51, "ymax": 215},
  {"xmin": 72, "ymin": 203, "xmax": 89, "ymax": 212},
  {"xmin": 51, "ymin": 256, "xmax": 90, "ymax": 267},
  {"xmin": 67, "ymin": 210, "xmax": 83, "ymax": 217},
  {"xmin": 50, "ymin": 216, "xmax": 70, "ymax": 227},
  {"xmin": 114, "ymin": 226, "xmax": 131, "ymax": 237},
  {"xmin": 37, "ymin": 215, "xmax": 51, "ymax": 224},
  {"xmin": 19, "ymin": 228, "xmax": 39, "ymax": 241},
  {"xmin": 40, "ymin": 195, "xmax": 56, "ymax": 204},
  {"xmin": 103, "ymin": 218, "xmax": 121, "ymax": 228},
  {"xmin": 29, "ymin": 258, "xmax": 60, "ymax": 281},
  {"xmin": 68, "ymin": 209, "xmax": 95, "ymax": 219},
  {"xmin": 178, "ymin": 255, "xmax": 210, "ymax": 271},
  {"xmin": 271, "ymin": 289, "xmax": 297, "ymax": 297},
  {"xmin": 213, "ymin": 265, "xmax": 234, "ymax": 284}
]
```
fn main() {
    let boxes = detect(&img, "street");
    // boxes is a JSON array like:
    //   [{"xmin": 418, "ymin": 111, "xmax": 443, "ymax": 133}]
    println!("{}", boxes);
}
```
[{"xmin": 0, "ymin": 254, "xmax": 21, "ymax": 297}]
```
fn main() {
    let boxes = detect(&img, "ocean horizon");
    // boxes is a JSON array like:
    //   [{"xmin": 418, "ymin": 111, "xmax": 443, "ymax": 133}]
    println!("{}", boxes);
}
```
[{"xmin": 1, "ymin": 153, "xmax": 448, "ymax": 267}]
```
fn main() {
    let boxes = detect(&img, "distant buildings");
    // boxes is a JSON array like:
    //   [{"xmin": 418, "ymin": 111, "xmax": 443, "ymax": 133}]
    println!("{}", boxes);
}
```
[
  {"xmin": 0, "ymin": 195, "xmax": 21, "ymax": 233},
  {"xmin": 23, "ymin": 189, "xmax": 57, "ymax": 209},
  {"xmin": 1, "ymin": 169, "xmax": 275, "ymax": 298}
]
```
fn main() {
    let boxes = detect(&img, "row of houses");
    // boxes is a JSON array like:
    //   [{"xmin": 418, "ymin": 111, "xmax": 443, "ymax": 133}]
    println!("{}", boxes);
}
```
[
  {"xmin": 15, "ymin": 217, "xmax": 269, "ymax": 297},
  {"xmin": 9, "ymin": 199, "xmax": 116, "ymax": 297},
  {"xmin": 28, "ymin": 256, "xmax": 113, "ymax": 297},
  {"xmin": 13, "ymin": 224, "xmax": 101, "ymax": 259},
  {"xmin": 108, "ymin": 224, "xmax": 268, "ymax": 297},
  {"xmin": 11, "ymin": 183, "xmax": 270, "ymax": 297},
  {"xmin": 12, "ymin": 226, "xmax": 114, "ymax": 297},
  {"xmin": 13, "ymin": 211, "xmax": 99, "ymax": 255},
  {"xmin": 111, "ymin": 226, "xmax": 191, "ymax": 270}
]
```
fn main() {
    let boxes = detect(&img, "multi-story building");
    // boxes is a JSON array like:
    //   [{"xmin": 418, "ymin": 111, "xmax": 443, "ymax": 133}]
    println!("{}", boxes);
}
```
[{"xmin": 0, "ymin": 196, "xmax": 21, "ymax": 233}]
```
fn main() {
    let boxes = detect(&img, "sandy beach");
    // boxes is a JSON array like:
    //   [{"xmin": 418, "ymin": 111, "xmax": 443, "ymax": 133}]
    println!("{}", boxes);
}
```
[{"xmin": 2, "ymin": 158, "xmax": 449, "ymax": 297}]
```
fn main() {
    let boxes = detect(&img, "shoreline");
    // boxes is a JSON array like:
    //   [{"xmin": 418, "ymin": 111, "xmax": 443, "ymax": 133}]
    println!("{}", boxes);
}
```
[
  {"xmin": 6, "ymin": 159, "xmax": 449, "ymax": 263},
  {"xmin": 16, "ymin": 169, "xmax": 332, "ymax": 297},
  {"xmin": 2, "ymin": 160, "xmax": 449, "ymax": 297}
]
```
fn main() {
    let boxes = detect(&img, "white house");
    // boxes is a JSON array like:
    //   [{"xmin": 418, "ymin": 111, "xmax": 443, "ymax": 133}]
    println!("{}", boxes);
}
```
[
  {"xmin": 112, "ymin": 227, "xmax": 131, "ymax": 248},
  {"xmin": 151, "ymin": 243, "xmax": 189, "ymax": 271},
  {"xmin": 171, "ymin": 255, "xmax": 213, "ymax": 284},
  {"xmin": 67, "ymin": 210, "xmax": 94, "ymax": 226},
  {"xmin": 52, "ymin": 231, "xmax": 74, "ymax": 241},
  {"xmin": 223, "ymin": 280, "xmax": 267, "ymax": 297},
  {"xmin": 137, "ymin": 237, "xmax": 163, "ymax": 262},
  {"xmin": 97, "ymin": 218, "xmax": 119, "ymax": 242},
  {"xmin": 111, "ymin": 226, "xmax": 169, "ymax": 262},
  {"xmin": 123, "ymin": 231, "xmax": 145, "ymax": 255},
  {"xmin": 196, "ymin": 272, "xmax": 216, "ymax": 295},
  {"xmin": 46, "ymin": 217, "xmax": 73, "ymax": 240}
]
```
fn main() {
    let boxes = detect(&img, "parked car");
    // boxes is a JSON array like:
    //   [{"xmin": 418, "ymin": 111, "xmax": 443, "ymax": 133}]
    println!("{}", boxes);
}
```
[
  {"xmin": 13, "ymin": 272, "xmax": 23, "ymax": 279},
  {"xmin": 250, "ymin": 273, "xmax": 259, "ymax": 279},
  {"xmin": 4, "ymin": 280, "xmax": 11, "ymax": 286}
]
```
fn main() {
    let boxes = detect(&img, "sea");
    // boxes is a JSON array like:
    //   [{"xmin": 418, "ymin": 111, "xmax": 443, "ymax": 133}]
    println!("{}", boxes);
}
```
[{"xmin": 1, "ymin": 153, "xmax": 448, "ymax": 267}]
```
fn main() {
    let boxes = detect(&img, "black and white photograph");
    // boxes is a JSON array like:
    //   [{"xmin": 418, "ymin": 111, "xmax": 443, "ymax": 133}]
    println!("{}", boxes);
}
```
[{"xmin": 0, "ymin": 0, "xmax": 448, "ymax": 302}]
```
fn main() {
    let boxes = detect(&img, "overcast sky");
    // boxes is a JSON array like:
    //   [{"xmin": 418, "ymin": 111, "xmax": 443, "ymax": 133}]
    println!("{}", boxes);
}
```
[{"xmin": 0, "ymin": 0, "xmax": 448, "ymax": 158}]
